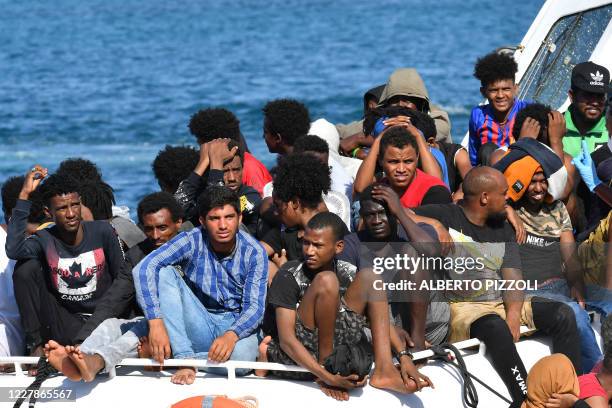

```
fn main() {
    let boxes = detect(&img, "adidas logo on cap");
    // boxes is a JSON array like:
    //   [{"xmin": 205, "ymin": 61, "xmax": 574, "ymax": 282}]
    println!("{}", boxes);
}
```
[{"xmin": 590, "ymin": 71, "xmax": 604, "ymax": 86}]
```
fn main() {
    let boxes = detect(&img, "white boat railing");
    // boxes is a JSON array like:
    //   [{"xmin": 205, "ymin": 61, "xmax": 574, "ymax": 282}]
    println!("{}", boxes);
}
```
[{"xmin": 0, "ymin": 326, "xmax": 537, "ymax": 383}]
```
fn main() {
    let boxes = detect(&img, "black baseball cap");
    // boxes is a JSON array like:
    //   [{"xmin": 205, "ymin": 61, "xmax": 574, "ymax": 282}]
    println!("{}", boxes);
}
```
[{"xmin": 571, "ymin": 61, "xmax": 610, "ymax": 94}]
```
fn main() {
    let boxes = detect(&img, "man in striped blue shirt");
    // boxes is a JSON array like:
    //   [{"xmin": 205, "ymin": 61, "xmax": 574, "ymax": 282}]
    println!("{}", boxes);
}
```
[{"xmin": 133, "ymin": 186, "xmax": 268, "ymax": 385}]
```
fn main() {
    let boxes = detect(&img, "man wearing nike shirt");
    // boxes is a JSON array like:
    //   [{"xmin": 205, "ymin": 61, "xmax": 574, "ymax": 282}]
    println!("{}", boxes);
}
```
[{"xmin": 6, "ymin": 167, "xmax": 124, "ymax": 355}]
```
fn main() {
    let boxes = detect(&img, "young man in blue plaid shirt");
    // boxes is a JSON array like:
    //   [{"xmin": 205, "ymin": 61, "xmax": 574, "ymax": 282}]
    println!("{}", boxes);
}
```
[{"xmin": 133, "ymin": 186, "xmax": 268, "ymax": 385}]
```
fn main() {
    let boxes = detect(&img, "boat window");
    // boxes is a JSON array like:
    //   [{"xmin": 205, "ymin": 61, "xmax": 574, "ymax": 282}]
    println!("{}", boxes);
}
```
[{"xmin": 518, "ymin": 4, "xmax": 612, "ymax": 109}]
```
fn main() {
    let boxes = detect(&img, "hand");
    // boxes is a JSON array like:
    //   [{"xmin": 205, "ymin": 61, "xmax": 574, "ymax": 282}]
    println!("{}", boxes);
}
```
[
  {"xmin": 371, "ymin": 184, "xmax": 403, "ymax": 216},
  {"xmin": 506, "ymin": 206, "xmax": 526, "ymax": 244},
  {"xmin": 399, "ymin": 355, "xmax": 433, "ymax": 391},
  {"xmin": 19, "ymin": 165, "xmax": 48, "ymax": 200},
  {"xmin": 271, "ymin": 248, "xmax": 288, "ymax": 269},
  {"xmin": 570, "ymin": 285, "xmax": 586, "ymax": 309},
  {"xmin": 519, "ymin": 117, "xmax": 541, "ymax": 139},
  {"xmin": 506, "ymin": 313, "xmax": 521, "ymax": 342},
  {"xmin": 208, "ymin": 138, "xmax": 238, "ymax": 169},
  {"xmin": 571, "ymin": 139, "xmax": 601, "ymax": 192},
  {"xmin": 547, "ymin": 111, "xmax": 566, "ymax": 144},
  {"xmin": 545, "ymin": 393, "xmax": 579, "ymax": 408},
  {"xmin": 208, "ymin": 331, "xmax": 238, "ymax": 362},
  {"xmin": 394, "ymin": 326, "xmax": 415, "ymax": 349},
  {"xmin": 148, "ymin": 319, "xmax": 172, "ymax": 364},
  {"xmin": 194, "ymin": 143, "xmax": 210, "ymax": 176},
  {"xmin": 322, "ymin": 372, "xmax": 367, "ymax": 390},
  {"xmin": 339, "ymin": 134, "xmax": 362, "ymax": 156}
]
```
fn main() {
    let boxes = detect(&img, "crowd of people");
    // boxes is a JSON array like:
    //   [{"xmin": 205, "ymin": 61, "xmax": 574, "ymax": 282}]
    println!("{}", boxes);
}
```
[{"xmin": 1, "ymin": 51, "xmax": 611, "ymax": 406}]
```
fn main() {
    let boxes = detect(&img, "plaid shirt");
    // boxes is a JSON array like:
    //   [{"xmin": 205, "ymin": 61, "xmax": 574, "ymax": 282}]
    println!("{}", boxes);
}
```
[{"xmin": 133, "ymin": 227, "xmax": 268, "ymax": 339}]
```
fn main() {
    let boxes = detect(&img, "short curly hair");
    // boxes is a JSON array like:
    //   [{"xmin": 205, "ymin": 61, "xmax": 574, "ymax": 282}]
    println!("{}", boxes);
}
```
[
  {"xmin": 152, "ymin": 145, "xmax": 200, "ymax": 193},
  {"xmin": 273, "ymin": 153, "xmax": 330, "ymax": 209},
  {"xmin": 188, "ymin": 108, "xmax": 241, "ymax": 144},
  {"xmin": 474, "ymin": 51, "xmax": 518, "ymax": 87},
  {"xmin": 293, "ymin": 135, "xmax": 329, "ymax": 154},
  {"xmin": 39, "ymin": 173, "xmax": 80, "ymax": 207},
  {"xmin": 263, "ymin": 99, "xmax": 311, "ymax": 146},
  {"xmin": 137, "ymin": 192, "xmax": 184, "ymax": 224},
  {"xmin": 56, "ymin": 158, "xmax": 103, "ymax": 183},
  {"xmin": 512, "ymin": 103, "xmax": 552, "ymax": 142},
  {"xmin": 79, "ymin": 180, "xmax": 115, "ymax": 220},
  {"xmin": 379, "ymin": 126, "xmax": 419, "ymax": 158}
]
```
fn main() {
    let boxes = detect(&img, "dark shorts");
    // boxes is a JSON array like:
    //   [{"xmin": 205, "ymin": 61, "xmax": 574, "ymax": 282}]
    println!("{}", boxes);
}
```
[{"xmin": 266, "ymin": 300, "xmax": 367, "ymax": 380}]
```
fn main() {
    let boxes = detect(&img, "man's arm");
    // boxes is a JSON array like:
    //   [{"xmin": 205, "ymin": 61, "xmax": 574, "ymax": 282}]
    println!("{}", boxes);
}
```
[
  {"xmin": 132, "ymin": 232, "xmax": 194, "ymax": 320},
  {"xmin": 227, "ymin": 244, "xmax": 269, "ymax": 339},
  {"xmin": 6, "ymin": 200, "xmax": 43, "ymax": 260},
  {"xmin": 353, "ymin": 135, "xmax": 382, "ymax": 195},
  {"xmin": 560, "ymin": 230, "xmax": 586, "ymax": 307},
  {"xmin": 501, "ymin": 265, "xmax": 525, "ymax": 342},
  {"xmin": 468, "ymin": 110, "xmax": 480, "ymax": 166},
  {"xmin": 173, "ymin": 143, "xmax": 210, "ymax": 219}
]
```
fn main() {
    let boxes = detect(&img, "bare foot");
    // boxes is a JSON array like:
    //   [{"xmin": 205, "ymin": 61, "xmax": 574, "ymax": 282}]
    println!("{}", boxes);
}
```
[
  {"xmin": 370, "ymin": 365, "xmax": 415, "ymax": 394},
  {"xmin": 44, "ymin": 341, "xmax": 81, "ymax": 381},
  {"xmin": 171, "ymin": 367, "xmax": 196, "ymax": 385},
  {"xmin": 254, "ymin": 336, "xmax": 272, "ymax": 377},
  {"xmin": 138, "ymin": 337, "xmax": 161, "ymax": 372},
  {"xmin": 316, "ymin": 380, "xmax": 350, "ymax": 401},
  {"xmin": 66, "ymin": 347, "xmax": 104, "ymax": 382}
]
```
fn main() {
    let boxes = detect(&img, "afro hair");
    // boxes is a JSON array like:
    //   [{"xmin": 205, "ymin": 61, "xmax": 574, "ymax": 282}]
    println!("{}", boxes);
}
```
[
  {"xmin": 39, "ymin": 173, "xmax": 80, "ymax": 207},
  {"xmin": 512, "ymin": 103, "xmax": 552, "ymax": 142},
  {"xmin": 293, "ymin": 135, "xmax": 329, "ymax": 155},
  {"xmin": 56, "ymin": 158, "xmax": 103, "ymax": 183},
  {"xmin": 78, "ymin": 180, "xmax": 115, "ymax": 220},
  {"xmin": 188, "ymin": 108, "xmax": 241, "ymax": 144},
  {"xmin": 1, "ymin": 175, "xmax": 25, "ymax": 222},
  {"xmin": 152, "ymin": 145, "xmax": 200, "ymax": 194},
  {"xmin": 263, "ymin": 99, "xmax": 311, "ymax": 146},
  {"xmin": 273, "ymin": 153, "xmax": 330, "ymax": 209},
  {"xmin": 137, "ymin": 191, "xmax": 184, "ymax": 224},
  {"xmin": 474, "ymin": 51, "xmax": 518, "ymax": 87}
]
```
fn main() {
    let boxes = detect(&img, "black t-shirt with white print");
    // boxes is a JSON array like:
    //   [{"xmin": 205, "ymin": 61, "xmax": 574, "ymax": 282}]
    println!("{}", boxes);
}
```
[{"xmin": 7, "ymin": 199, "xmax": 124, "ymax": 314}]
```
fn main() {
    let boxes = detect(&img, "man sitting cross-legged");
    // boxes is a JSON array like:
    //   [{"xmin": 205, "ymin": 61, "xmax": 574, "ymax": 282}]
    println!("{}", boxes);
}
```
[
  {"xmin": 257, "ymin": 212, "xmax": 432, "ymax": 401},
  {"xmin": 133, "ymin": 186, "xmax": 268, "ymax": 385},
  {"xmin": 45, "ymin": 192, "xmax": 185, "ymax": 381}
]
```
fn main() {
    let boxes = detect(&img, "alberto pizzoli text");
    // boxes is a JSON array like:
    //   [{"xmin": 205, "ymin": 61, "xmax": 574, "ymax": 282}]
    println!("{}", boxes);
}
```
[{"xmin": 373, "ymin": 279, "xmax": 538, "ymax": 292}]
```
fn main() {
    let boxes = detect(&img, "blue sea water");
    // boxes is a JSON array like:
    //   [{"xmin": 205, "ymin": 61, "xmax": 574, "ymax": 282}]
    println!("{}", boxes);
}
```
[{"xmin": 0, "ymin": 0, "xmax": 543, "ymax": 221}]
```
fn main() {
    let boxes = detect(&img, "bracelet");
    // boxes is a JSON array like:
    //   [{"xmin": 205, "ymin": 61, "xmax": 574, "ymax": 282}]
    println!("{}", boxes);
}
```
[
  {"xmin": 351, "ymin": 147, "xmax": 362, "ymax": 158},
  {"xmin": 396, "ymin": 349, "xmax": 413, "ymax": 360}
]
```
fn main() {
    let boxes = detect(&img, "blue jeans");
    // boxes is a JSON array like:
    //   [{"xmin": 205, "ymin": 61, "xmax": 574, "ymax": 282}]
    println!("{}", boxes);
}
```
[
  {"xmin": 529, "ymin": 280, "xmax": 612, "ymax": 373},
  {"xmin": 157, "ymin": 266, "xmax": 258, "ymax": 376}
]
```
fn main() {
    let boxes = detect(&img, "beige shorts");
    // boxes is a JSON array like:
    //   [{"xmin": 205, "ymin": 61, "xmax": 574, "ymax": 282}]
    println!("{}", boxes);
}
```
[{"xmin": 448, "ymin": 300, "xmax": 535, "ymax": 343}]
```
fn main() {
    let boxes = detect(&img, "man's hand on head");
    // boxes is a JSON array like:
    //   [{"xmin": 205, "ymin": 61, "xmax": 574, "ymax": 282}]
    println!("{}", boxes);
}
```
[
  {"xmin": 148, "ymin": 319, "xmax": 171, "ymax": 365},
  {"xmin": 208, "ymin": 331, "xmax": 238, "ymax": 363},
  {"xmin": 518, "ymin": 117, "xmax": 541, "ymax": 140},
  {"xmin": 208, "ymin": 138, "xmax": 238, "ymax": 170},
  {"xmin": 19, "ymin": 165, "xmax": 48, "ymax": 200},
  {"xmin": 547, "ymin": 111, "xmax": 566, "ymax": 144},
  {"xmin": 371, "ymin": 184, "xmax": 403, "ymax": 216}
]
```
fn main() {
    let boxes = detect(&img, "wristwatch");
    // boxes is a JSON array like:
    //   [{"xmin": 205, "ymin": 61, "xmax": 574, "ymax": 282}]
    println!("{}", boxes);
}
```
[{"xmin": 396, "ymin": 349, "xmax": 413, "ymax": 360}]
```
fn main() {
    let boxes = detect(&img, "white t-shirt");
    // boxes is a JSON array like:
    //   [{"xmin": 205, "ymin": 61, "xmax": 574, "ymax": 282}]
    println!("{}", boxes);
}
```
[
  {"xmin": 0, "ymin": 227, "xmax": 24, "ymax": 356},
  {"xmin": 329, "ymin": 156, "xmax": 354, "ymax": 200}
]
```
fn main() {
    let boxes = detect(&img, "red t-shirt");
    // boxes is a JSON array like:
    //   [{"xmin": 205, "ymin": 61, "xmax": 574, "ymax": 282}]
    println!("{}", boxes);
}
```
[
  {"xmin": 578, "ymin": 373, "xmax": 607, "ymax": 400},
  {"xmin": 243, "ymin": 152, "xmax": 272, "ymax": 196},
  {"xmin": 398, "ymin": 169, "xmax": 449, "ymax": 208}
]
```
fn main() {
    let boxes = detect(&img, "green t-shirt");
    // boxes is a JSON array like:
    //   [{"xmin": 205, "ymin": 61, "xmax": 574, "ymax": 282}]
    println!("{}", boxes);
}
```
[{"xmin": 562, "ymin": 108, "xmax": 608, "ymax": 158}]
